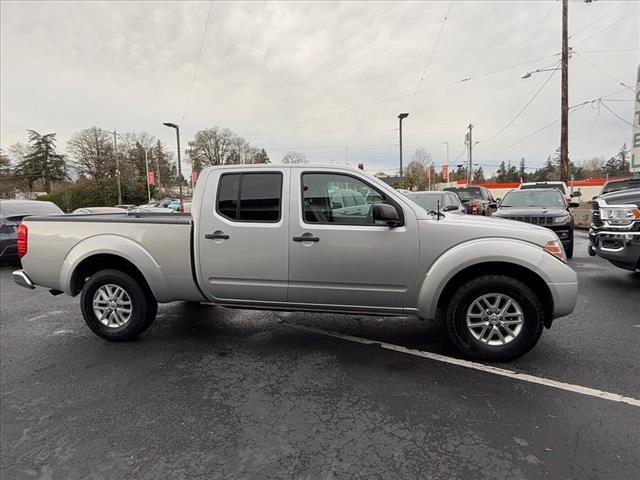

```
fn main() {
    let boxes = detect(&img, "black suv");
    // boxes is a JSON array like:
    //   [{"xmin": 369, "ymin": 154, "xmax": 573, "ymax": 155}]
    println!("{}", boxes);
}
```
[
  {"xmin": 491, "ymin": 188, "xmax": 578, "ymax": 258},
  {"xmin": 588, "ymin": 188, "xmax": 640, "ymax": 271}
]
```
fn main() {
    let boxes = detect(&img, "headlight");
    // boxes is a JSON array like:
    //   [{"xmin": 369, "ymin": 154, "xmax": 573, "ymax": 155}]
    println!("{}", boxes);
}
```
[
  {"xmin": 544, "ymin": 240, "xmax": 566, "ymax": 262},
  {"xmin": 553, "ymin": 214, "xmax": 570, "ymax": 224},
  {"xmin": 600, "ymin": 206, "xmax": 640, "ymax": 226}
]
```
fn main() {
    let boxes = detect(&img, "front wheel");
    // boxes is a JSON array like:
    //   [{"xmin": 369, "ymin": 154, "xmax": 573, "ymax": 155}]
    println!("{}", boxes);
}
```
[
  {"xmin": 565, "ymin": 238, "xmax": 574, "ymax": 259},
  {"xmin": 80, "ymin": 269, "xmax": 157, "ymax": 341},
  {"xmin": 445, "ymin": 275, "xmax": 544, "ymax": 362}
]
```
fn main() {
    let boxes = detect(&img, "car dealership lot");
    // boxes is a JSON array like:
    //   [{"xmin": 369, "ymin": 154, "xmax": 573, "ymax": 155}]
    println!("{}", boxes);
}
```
[{"xmin": 1, "ymin": 232, "xmax": 638, "ymax": 479}]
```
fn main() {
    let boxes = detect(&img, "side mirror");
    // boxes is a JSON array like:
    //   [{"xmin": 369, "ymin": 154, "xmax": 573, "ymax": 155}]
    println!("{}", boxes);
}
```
[
  {"xmin": 495, "ymin": 197, "xmax": 501, "ymax": 202},
  {"xmin": 568, "ymin": 201, "xmax": 580, "ymax": 208},
  {"xmin": 331, "ymin": 201, "xmax": 343, "ymax": 209},
  {"xmin": 443, "ymin": 204, "xmax": 458, "ymax": 212},
  {"xmin": 488, "ymin": 202, "xmax": 498, "ymax": 209},
  {"xmin": 571, "ymin": 191, "xmax": 582, "ymax": 198},
  {"xmin": 372, "ymin": 203, "xmax": 401, "ymax": 226}
]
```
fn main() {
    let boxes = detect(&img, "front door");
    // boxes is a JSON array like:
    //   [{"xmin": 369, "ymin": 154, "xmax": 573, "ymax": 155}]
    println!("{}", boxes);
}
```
[
  {"xmin": 197, "ymin": 168, "xmax": 289, "ymax": 303},
  {"xmin": 288, "ymin": 171, "xmax": 420, "ymax": 311}
]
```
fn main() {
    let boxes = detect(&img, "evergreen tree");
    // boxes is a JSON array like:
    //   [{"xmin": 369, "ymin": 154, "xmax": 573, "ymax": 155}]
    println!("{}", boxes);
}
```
[
  {"xmin": 472, "ymin": 166, "xmax": 485, "ymax": 183},
  {"xmin": 518, "ymin": 158, "xmax": 527, "ymax": 182},
  {"xmin": 495, "ymin": 161, "xmax": 507, "ymax": 182},
  {"xmin": 254, "ymin": 148, "xmax": 270, "ymax": 164},
  {"xmin": 13, "ymin": 130, "xmax": 67, "ymax": 192}
]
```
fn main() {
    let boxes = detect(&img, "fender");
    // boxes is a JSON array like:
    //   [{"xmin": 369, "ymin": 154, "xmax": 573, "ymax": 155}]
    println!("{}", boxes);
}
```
[
  {"xmin": 417, "ymin": 238, "xmax": 553, "ymax": 320},
  {"xmin": 59, "ymin": 234, "xmax": 170, "ymax": 301}
]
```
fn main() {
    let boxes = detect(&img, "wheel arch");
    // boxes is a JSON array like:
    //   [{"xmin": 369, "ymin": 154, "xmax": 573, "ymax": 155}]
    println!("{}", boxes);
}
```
[
  {"xmin": 61, "ymin": 235, "xmax": 169, "ymax": 300},
  {"xmin": 70, "ymin": 254, "xmax": 155, "ymax": 300},
  {"xmin": 417, "ymin": 239, "xmax": 555, "ymax": 327},
  {"xmin": 434, "ymin": 262, "xmax": 554, "ymax": 328}
]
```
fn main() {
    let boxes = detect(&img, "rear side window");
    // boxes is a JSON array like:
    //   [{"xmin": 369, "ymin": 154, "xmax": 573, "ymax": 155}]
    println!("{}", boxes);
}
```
[{"xmin": 216, "ymin": 172, "xmax": 282, "ymax": 222}]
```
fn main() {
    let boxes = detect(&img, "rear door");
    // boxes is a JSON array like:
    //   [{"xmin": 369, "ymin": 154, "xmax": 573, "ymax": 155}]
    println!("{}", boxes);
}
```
[
  {"xmin": 197, "ymin": 168, "xmax": 289, "ymax": 303},
  {"xmin": 288, "ymin": 170, "xmax": 420, "ymax": 311}
]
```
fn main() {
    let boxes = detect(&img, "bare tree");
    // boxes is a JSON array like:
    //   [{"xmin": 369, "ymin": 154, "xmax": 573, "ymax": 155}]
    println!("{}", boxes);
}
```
[
  {"xmin": 282, "ymin": 151, "xmax": 307, "ymax": 164},
  {"xmin": 67, "ymin": 127, "xmax": 115, "ymax": 180}
]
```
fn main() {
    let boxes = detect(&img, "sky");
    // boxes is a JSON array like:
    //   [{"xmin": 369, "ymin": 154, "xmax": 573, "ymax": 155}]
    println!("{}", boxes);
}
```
[{"xmin": 1, "ymin": 0, "xmax": 638, "ymax": 177}]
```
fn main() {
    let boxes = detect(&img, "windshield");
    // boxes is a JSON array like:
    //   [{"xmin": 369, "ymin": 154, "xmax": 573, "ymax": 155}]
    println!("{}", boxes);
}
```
[
  {"xmin": 406, "ymin": 193, "xmax": 444, "ymax": 211},
  {"xmin": 602, "ymin": 179, "xmax": 640, "ymax": 194},
  {"xmin": 0, "ymin": 201, "xmax": 63, "ymax": 216},
  {"xmin": 445, "ymin": 188, "xmax": 482, "ymax": 200},
  {"xmin": 500, "ymin": 190, "xmax": 566, "ymax": 208},
  {"xmin": 520, "ymin": 183, "xmax": 567, "ymax": 194}
]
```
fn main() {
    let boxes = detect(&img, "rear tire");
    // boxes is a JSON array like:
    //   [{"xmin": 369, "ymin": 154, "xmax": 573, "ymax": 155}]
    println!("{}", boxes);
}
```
[
  {"xmin": 445, "ymin": 274, "xmax": 544, "ymax": 362},
  {"xmin": 80, "ymin": 269, "xmax": 157, "ymax": 341}
]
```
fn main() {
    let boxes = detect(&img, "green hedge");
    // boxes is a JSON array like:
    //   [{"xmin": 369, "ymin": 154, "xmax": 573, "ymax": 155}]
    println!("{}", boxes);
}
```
[{"xmin": 37, "ymin": 178, "xmax": 155, "ymax": 212}]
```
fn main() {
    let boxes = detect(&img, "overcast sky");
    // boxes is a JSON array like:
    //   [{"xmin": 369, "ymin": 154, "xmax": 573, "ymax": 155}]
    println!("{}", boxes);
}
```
[{"xmin": 1, "ymin": 0, "xmax": 638, "ymax": 176}]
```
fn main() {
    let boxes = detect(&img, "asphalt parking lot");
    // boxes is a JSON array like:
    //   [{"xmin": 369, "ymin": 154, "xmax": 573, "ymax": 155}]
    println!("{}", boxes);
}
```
[{"xmin": 1, "ymin": 231, "xmax": 639, "ymax": 480}]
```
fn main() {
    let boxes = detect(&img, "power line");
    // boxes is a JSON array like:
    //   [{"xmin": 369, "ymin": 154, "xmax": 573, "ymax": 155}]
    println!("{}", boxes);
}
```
[
  {"xmin": 413, "ymin": 0, "xmax": 454, "ymax": 97},
  {"xmin": 182, "ymin": 0, "xmax": 215, "ymax": 122},
  {"xmin": 599, "ymin": 101, "xmax": 633, "ymax": 126},
  {"xmin": 571, "ymin": 6, "xmax": 639, "ymax": 47},
  {"xmin": 478, "ymin": 64, "xmax": 559, "ymax": 144},
  {"xmin": 477, "ymin": 88, "xmax": 630, "ymax": 160},
  {"xmin": 575, "ymin": 52, "xmax": 635, "ymax": 92},
  {"xmin": 569, "ymin": 0, "xmax": 631, "ymax": 39},
  {"xmin": 244, "ymin": 53, "xmax": 561, "ymax": 136}
]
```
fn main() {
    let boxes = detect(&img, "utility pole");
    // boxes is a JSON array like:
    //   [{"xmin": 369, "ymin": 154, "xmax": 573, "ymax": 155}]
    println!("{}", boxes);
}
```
[
  {"xmin": 467, "ymin": 124, "xmax": 473, "ymax": 184},
  {"xmin": 560, "ymin": 0, "xmax": 569, "ymax": 181},
  {"xmin": 109, "ymin": 130, "xmax": 122, "ymax": 205}
]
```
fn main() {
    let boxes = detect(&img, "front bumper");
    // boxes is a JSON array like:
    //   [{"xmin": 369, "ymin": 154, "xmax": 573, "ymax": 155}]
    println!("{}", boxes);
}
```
[
  {"xmin": 13, "ymin": 270, "xmax": 35, "ymax": 289},
  {"xmin": 588, "ymin": 229, "xmax": 640, "ymax": 269}
]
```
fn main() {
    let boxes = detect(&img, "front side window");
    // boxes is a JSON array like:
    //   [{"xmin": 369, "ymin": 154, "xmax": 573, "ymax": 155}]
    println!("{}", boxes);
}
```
[
  {"xmin": 217, "ymin": 172, "xmax": 282, "ymax": 222},
  {"xmin": 302, "ymin": 173, "xmax": 394, "ymax": 225}
]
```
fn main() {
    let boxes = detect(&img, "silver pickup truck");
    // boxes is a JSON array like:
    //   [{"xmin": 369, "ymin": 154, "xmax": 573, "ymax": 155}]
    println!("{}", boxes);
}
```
[{"xmin": 13, "ymin": 165, "xmax": 578, "ymax": 361}]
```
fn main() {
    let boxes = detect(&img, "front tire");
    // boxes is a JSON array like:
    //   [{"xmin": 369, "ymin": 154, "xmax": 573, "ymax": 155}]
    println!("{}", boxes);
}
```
[
  {"xmin": 445, "ymin": 275, "xmax": 544, "ymax": 362},
  {"xmin": 80, "ymin": 269, "xmax": 157, "ymax": 341},
  {"xmin": 565, "ymin": 237, "xmax": 574, "ymax": 259}
]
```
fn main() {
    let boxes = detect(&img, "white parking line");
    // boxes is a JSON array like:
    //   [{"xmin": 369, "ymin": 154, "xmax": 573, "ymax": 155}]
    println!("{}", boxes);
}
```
[
  {"xmin": 27, "ymin": 310, "xmax": 64, "ymax": 322},
  {"xmin": 290, "ymin": 324, "xmax": 640, "ymax": 408}
]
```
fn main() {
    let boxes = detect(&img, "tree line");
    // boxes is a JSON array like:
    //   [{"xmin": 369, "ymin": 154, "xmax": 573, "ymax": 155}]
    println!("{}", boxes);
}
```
[
  {"xmin": 399, "ymin": 143, "xmax": 631, "ymax": 190},
  {"xmin": 0, "ymin": 126, "xmax": 273, "ymax": 210}
]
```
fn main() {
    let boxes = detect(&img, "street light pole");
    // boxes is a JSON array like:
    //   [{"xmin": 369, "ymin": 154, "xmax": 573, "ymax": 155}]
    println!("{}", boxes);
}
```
[
  {"xmin": 144, "ymin": 149, "xmax": 151, "ymax": 203},
  {"xmin": 162, "ymin": 122, "xmax": 183, "ymax": 204},
  {"xmin": 398, "ymin": 113, "xmax": 409, "ymax": 180},
  {"xmin": 560, "ymin": 0, "xmax": 569, "ymax": 181},
  {"xmin": 467, "ymin": 124, "xmax": 473, "ymax": 184},
  {"xmin": 108, "ymin": 130, "xmax": 123, "ymax": 205}
]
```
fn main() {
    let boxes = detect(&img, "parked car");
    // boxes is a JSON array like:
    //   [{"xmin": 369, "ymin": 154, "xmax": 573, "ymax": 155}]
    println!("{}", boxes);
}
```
[
  {"xmin": 128, "ymin": 207, "xmax": 176, "ymax": 214},
  {"xmin": 491, "ymin": 188, "xmax": 578, "ymax": 258},
  {"xmin": 519, "ymin": 181, "xmax": 580, "ymax": 204},
  {"xmin": 404, "ymin": 191, "xmax": 465, "ymax": 214},
  {"xmin": 599, "ymin": 178, "xmax": 640, "ymax": 196},
  {"xmin": 588, "ymin": 188, "xmax": 640, "ymax": 271},
  {"xmin": 114, "ymin": 204, "xmax": 136, "ymax": 210},
  {"xmin": 72, "ymin": 207, "xmax": 128, "ymax": 214},
  {"xmin": 444, "ymin": 186, "xmax": 497, "ymax": 216},
  {"xmin": 12, "ymin": 165, "xmax": 578, "ymax": 362},
  {"xmin": 0, "ymin": 200, "xmax": 63, "ymax": 262},
  {"xmin": 167, "ymin": 200, "xmax": 181, "ymax": 212}
]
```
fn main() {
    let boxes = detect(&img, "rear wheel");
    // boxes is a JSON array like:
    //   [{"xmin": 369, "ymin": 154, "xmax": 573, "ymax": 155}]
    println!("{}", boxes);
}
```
[
  {"xmin": 445, "ymin": 274, "xmax": 544, "ymax": 362},
  {"xmin": 80, "ymin": 269, "xmax": 157, "ymax": 341}
]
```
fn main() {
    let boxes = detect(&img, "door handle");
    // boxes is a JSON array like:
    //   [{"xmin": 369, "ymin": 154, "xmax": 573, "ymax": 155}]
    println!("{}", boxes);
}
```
[
  {"xmin": 293, "ymin": 233, "xmax": 319, "ymax": 242},
  {"xmin": 205, "ymin": 231, "xmax": 229, "ymax": 240}
]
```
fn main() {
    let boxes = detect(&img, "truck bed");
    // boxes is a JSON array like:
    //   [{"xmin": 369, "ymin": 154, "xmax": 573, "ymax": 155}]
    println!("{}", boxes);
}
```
[{"xmin": 21, "ymin": 213, "xmax": 203, "ymax": 302}]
